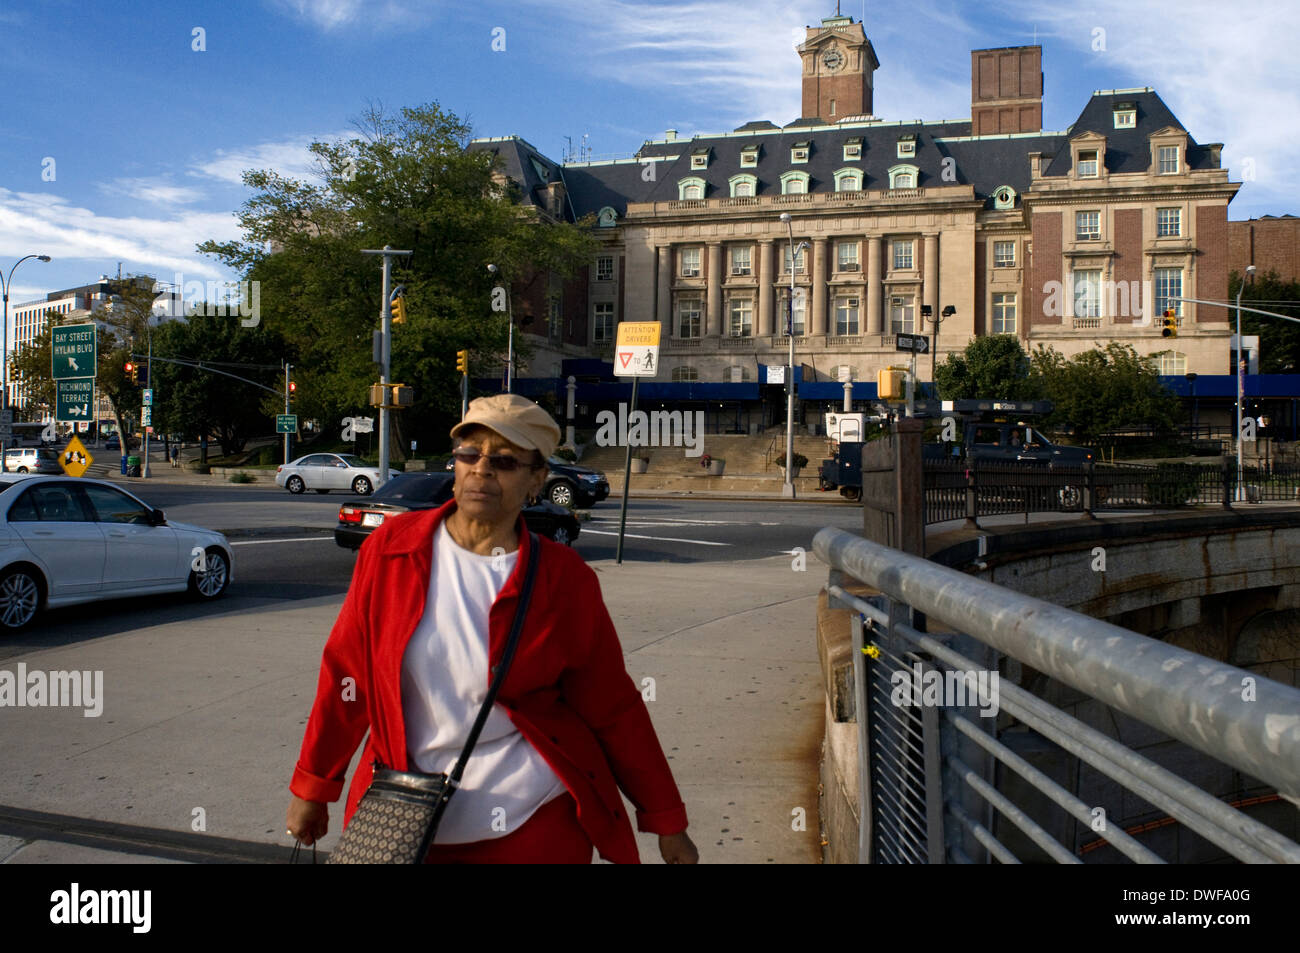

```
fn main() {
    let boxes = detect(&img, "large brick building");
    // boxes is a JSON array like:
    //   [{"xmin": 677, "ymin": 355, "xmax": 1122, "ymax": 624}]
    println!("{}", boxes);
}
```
[
  {"xmin": 1230, "ymin": 215, "xmax": 1300, "ymax": 284},
  {"xmin": 471, "ymin": 13, "xmax": 1241, "ymax": 433}
]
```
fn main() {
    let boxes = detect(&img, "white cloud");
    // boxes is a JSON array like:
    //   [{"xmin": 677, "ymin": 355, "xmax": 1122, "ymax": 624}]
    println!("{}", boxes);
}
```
[
  {"xmin": 99, "ymin": 177, "xmax": 206, "ymax": 206},
  {"xmin": 192, "ymin": 131, "xmax": 353, "ymax": 186},
  {"xmin": 265, "ymin": 0, "xmax": 436, "ymax": 31}
]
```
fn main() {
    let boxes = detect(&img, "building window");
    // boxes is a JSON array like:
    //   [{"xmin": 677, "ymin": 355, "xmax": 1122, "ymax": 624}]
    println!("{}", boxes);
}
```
[
  {"xmin": 729, "ymin": 297, "xmax": 753, "ymax": 337},
  {"xmin": 596, "ymin": 256, "xmax": 614, "ymax": 281},
  {"xmin": 680, "ymin": 247, "xmax": 701, "ymax": 277},
  {"xmin": 897, "ymin": 135, "xmax": 916, "ymax": 158},
  {"xmin": 1114, "ymin": 104, "xmax": 1136, "ymax": 128},
  {"xmin": 1155, "ymin": 267, "xmax": 1183, "ymax": 316},
  {"xmin": 729, "ymin": 174, "xmax": 757, "ymax": 197},
  {"xmin": 677, "ymin": 296, "xmax": 702, "ymax": 338},
  {"xmin": 780, "ymin": 171, "xmax": 809, "ymax": 194},
  {"xmin": 889, "ymin": 296, "xmax": 915, "ymax": 334},
  {"xmin": 593, "ymin": 302, "xmax": 614, "ymax": 343},
  {"xmin": 992, "ymin": 186, "xmax": 1016, "ymax": 210},
  {"xmin": 791, "ymin": 141, "xmax": 810, "ymax": 163},
  {"xmin": 837, "ymin": 241, "xmax": 860, "ymax": 271},
  {"xmin": 1073, "ymin": 270, "xmax": 1102, "ymax": 319},
  {"xmin": 691, "ymin": 149, "xmax": 709, "ymax": 170},
  {"xmin": 1157, "ymin": 351, "xmax": 1187, "ymax": 375},
  {"xmin": 992, "ymin": 293, "xmax": 1017, "ymax": 333},
  {"xmin": 1077, "ymin": 150, "xmax": 1099, "ymax": 177},
  {"xmin": 740, "ymin": 145, "xmax": 759, "ymax": 168},
  {"xmin": 1157, "ymin": 207, "xmax": 1182, "ymax": 237},
  {"xmin": 780, "ymin": 290, "xmax": 807, "ymax": 335},
  {"xmin": 892, "ymin": 239, "xmax": 914, "ymax": 270},
  {"xmin": 835, "ymin": 297, "xmax": 860, "ymax": 335},
  {"xmin": 730, "ymin": 245, "xmax": 752, "ymax": 276},
  {"xmin": 833, "ymin": 169, "xmax": 862, "ymax": 192},
  {"xmin": 671, "ymin": 365, "xmax": 699, "ymax": 382},
  {"xmin": 888, "ymin": 165, "xmax": 918, "ymax": 189},
  {"xmin": 993, "ymin": 241, "xmax": 1016, "ymax": 267},
  {"xmin": 678, "ymin": 177, "xmax": 706, "ymax": 200},
  {"xmin": 843, "ymin": 138, "xmax": 862, "ymax": 161},
  {"xmin": 548, "ymin": 298, "xmax": 563, "ymax": 341},
  {"xmin": 726, "ymin": 365, "xmax": 755, "ymax": 383},
  {"xmin": 782, "ymin": 244, "xmax": 808, "ymax": 274},
  {"xmin": 1076, "ymin": 210, "xmax": 1101, "ymax": 241},
  {"xmin": 1158, "ymin": 145, "xmax": 1180, "ymax": 174}
]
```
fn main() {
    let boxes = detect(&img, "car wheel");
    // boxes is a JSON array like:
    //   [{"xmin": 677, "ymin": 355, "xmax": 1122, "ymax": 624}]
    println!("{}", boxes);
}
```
[
  {"xmin": 16, "ymin": 467, "xmax": 27, "ymax": 474},
  {"xmin": 352, "ymin": 476, "xmax": 373, "ymax": 496},
  {"xmin": 840, "ymin": 486, "xmax": 862, "ymax": 502},
  {"xmin": 315, "ymin": 489, "xmax": 330, "ymax": 495},
  {"xmin": 286, "ymin": 475, "xmax": 305, "ymax": 494},
  {"xmin": 189, "ymin": 547, "xmax": 230, "ymax": 600},
  {"xmin": 0, "ymin": 566, "xmax": 43, "ymax": 631},
  {"xmin": 552, "ymin": 524, "xmax": 574, "ymax": 546},
  {"xmin": 548, "ymin": 481, "xmax": 575, "ymax": 507}
]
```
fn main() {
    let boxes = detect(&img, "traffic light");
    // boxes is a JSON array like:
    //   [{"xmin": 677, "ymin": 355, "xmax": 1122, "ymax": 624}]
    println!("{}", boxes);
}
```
[
  {"xmin": 390, "ymin": 296, "xmax": 407, "ymax": 325},
  {"xmin": 456, "ymin": 349, "xmax": 469, "ymax": 374},
  {"xmin": 288, "ymin": 380, "xmax": 297, "ymax": 402},
  {"xmin": 1162, "ymin": 309, "xmax": 1178, "ymax": 338},
  {"xmin": 124, "ymin": 361, "xmax": 137, "ymax": 384}
]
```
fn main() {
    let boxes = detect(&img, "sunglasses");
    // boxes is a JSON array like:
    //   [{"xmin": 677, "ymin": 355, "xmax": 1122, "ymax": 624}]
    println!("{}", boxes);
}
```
[{"xmin": 451, "ymin": 448, "xmax": 542, "ymax": 472}]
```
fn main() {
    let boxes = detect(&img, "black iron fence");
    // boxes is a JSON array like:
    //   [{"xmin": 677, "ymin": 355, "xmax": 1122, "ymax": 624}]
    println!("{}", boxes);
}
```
[{"xmin": 923, "ymin": 458, "xmax": 1300, "ymax": 525}]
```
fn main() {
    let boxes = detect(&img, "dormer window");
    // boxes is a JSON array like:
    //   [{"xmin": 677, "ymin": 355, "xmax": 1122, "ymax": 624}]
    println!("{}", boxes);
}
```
[
  {"xmin": 791, "ymin": 141, "xmax": 810, "ymax": 164},
  {"xmin": 690, "ymin": 148, "xmax": 710, "ymax": 171},
  {"xmin": 897, "ymin": 134, "xmax": 917, "ymax": 158},
  {"xmin": 729, "ymin": 174, "xmax": 757, "ymax": 198},
  {"xmin": 1114, "ymin": 102, "xmax": 1136, "ymax": 129},
  {"xmin": 1077, "ymin": 150, "xmax": 1099, "ymax": 177},
  {"xmin": 843, "ymin": 138, "xmax": 863, "ymax": 161},
  {"xmin": 992, "ymin": 185, "xmax": 1017, "ymax": 210},
  {"xmin": 780, "ymin": 171, "xmax": 810, "ymax": 194},
  {"xmin": 740, "ymin": 145, "xmax": 759, "ymax": 168},
  {"xmin": 888, "ymin": 164, "xmax": 919, "ymax": 190},
  {"xmin": 1158, "ymin": 145, "xmax": 1180, "ymax": 174},
  {"xmin": 677, "ymin": 177, "xmax": 706, "ymax": 200},
  {"xmin": 833, "ymin": 168, "xmax": 863, "ymax": 192}
]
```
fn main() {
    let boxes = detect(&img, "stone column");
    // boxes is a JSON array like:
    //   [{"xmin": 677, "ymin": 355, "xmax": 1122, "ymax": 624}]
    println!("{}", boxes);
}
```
[
  {"xmin": 866, "ymin": 235, "xmax": 882, "ymax": 334},
  {"xmin": 812, "ymin": 238, "xmax": 828, "ymax": 335},
  {"xmin": 757, "ymin": 240, "xmax": 775, "ymax": 337},
  {"xmin": 706, "ymin": 242, "xmax": 723, "ymax": 337},
  {"xmin": 923, "ymin": 233, "xmax": 939, "ymax": 326},
  {"xmin": 656, "ymin": 245, "xmax": 672, "ymax": 333}
]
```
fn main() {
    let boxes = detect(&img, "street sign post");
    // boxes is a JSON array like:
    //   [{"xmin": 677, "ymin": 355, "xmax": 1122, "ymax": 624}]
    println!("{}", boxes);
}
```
[
  {"xmin": 276, "ymin": 414, "xmax": 299, "ymax": 434},
  {"xmin": 60, "ymin": 435, "xmax": 92, "ymax": 478},
  {"xmin": 352, "ymin": 416, "xmax": 374, "ymax": 434},
  {"xmin": 142, "ymin": 388, "xmax": 154, "ymax": 406},
  {"xmin": 51, "ymin": 324, "xmax": 97, "ymax": 380},
  {"xmin": 895, "ymin": 333, "xmax": 929, "ymax": 354},
  {"xmin": 56, "ymin": 379, "xmax": 94, "ymax": 422},
  {"xmin": 142, "ymin": 406, "xmax": 152, "ymax": 427},
  {"xmin": 613, "ymin": 322, "xmax": 661, "ymax": 378}
]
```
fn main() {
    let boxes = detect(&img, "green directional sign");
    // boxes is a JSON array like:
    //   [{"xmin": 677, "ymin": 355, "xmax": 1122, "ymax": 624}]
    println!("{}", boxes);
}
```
[
  {"xmin": 56, "ymin": 378, "xmax": 95, "ymax": 422},
  {"xmin": 51, "ymin": 324, "xmax": 97, "ymax": 381},
  {"xmin": 276, "ymin": 414, "xmax": 298, "ymax": 434}
]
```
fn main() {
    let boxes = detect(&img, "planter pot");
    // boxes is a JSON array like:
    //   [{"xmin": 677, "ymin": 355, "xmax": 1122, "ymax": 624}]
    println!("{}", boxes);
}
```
[
  {"xmin": 630, "ymin": 458, "xmax": 649, "ymax": 474},
  {"xmin": 781, "ymin": 465, "xmax": 802, "ymax": 480},
  {"xmin": 707, "ymin": 459, "xmax": 726, "ymax": 476}
]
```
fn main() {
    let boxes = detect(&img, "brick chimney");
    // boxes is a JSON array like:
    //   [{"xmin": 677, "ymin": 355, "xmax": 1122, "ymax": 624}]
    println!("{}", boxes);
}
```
[{"xmin": 971, "ymin": 46, "xmax": 1043, "ymax": 136}]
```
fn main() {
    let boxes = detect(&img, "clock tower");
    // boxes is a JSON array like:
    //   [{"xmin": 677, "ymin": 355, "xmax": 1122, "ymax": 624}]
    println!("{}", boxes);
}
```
[{"xmin": 798, "ymin": 14, "xmax": 880, "ymax": 121}]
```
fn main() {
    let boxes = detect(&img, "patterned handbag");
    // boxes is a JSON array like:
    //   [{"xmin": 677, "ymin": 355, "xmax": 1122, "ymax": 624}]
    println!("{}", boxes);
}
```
[{"xmin": 326, "ymin": 532, "xmax": 540, "ymax": 864}]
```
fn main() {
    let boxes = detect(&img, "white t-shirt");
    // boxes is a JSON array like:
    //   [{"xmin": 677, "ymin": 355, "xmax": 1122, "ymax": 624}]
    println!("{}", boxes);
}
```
[{"xmin": 400, "ymin": 522, "xmax": 567, "ymax": 843}]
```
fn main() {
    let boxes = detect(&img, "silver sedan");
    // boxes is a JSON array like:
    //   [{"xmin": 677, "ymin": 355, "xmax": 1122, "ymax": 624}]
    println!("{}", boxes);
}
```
[{"xmin": 275, "ymin": 453, "xmax": 399, "ymax": 496}]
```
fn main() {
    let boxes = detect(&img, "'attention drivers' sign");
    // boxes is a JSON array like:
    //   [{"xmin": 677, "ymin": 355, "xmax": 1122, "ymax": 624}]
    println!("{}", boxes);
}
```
[{"xmin": 613, "ymin": 321, "xmax": 661, "ymax": 378}]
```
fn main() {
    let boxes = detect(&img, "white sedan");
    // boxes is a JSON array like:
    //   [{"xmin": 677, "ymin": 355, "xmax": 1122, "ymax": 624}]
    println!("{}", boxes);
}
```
[
  {"xmin": 275, "ymin": 453, "xmax": 399, "ymax": 496},
  {"xmin": 0, "ymin": 475, "xmax": 233, "ymax": 632}
]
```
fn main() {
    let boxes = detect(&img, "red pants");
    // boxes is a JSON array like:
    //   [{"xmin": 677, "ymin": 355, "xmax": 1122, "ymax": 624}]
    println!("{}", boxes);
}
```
[{"xmin": 423, "ymin": 794, "xmax": 593, "ymax": 864}]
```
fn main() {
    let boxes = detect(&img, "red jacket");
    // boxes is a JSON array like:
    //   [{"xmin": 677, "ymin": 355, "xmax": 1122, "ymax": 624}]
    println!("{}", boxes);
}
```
[{"xmin": 290, "ymin": 501, "xmax": 688, "ymax": 864}]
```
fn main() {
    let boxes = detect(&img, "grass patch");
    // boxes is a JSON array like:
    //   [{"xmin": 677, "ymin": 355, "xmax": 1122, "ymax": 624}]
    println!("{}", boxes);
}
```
[{"xmin": 228, "ymin": 471, "xmax": 257, "ymax": 484}]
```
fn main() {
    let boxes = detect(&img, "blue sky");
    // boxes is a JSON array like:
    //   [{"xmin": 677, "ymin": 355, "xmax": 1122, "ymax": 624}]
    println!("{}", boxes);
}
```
[{"xmin": 2, "ymin": 0, "xmax": 1297, "ymax": 310}]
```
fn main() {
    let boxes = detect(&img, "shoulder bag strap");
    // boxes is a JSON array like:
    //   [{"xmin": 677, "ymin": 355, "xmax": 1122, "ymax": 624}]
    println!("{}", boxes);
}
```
[{"xmin": 447, "ymin": 531, "xmax": 540, "ymax": 787}]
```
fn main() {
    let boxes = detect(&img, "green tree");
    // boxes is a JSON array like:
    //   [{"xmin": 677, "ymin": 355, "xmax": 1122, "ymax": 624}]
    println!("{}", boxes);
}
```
[
  {"xmin": 1029, "ymin": 342, "xmax": 1182, "ymax": 443},
  {"xmin": 1230, "ymin": 269, "xmax": 1300, "ymax": 373},
  {"xmin": 933, "ymin": 335, "xmax": 1034, "ymax": 400},
  {"xmin": 198, "ymin": 101, "xmax": 599, "ymax": 456}
]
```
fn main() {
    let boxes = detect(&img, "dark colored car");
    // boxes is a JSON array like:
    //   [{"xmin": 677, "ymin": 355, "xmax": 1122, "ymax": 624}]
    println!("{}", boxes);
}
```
[
  {"xmin": 443, "ymin": 454, "xmax": 609, "ymax": 508},
  {"xmin": 334, "ymin": 472, "xmax": 580, "ymax": 550}
]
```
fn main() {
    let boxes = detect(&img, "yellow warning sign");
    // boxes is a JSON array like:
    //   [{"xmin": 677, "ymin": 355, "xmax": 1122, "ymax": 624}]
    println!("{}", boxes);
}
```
[
  {"xmin": 615, "ymin": 322, "xmax": 661, "ymax": 347},
  {"xmin": 60, "ymin": 435, "xmax": 93, "ymax": 478}
]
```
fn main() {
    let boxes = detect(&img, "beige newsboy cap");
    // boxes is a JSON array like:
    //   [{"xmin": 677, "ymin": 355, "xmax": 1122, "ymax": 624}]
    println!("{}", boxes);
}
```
[{"xmin": 450, "ymin": 393, "xmax": 561, "ymax": 460}]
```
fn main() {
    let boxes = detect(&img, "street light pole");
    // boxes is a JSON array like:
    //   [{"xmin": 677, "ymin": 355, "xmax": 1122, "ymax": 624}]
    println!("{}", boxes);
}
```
[
  {"xmin": 362, "ymin": 246, "xmax": 412, "ymax": 490},
  {"xmin": 1236, "ymin": 265, "xmax": 1256, "ymax": 502},
  {"xmin": 487, "ymin": 263, "xmax": 514, "ymax": 393},
  {"xmin": 0, "ymin": 255, "xmax": 52, "ymax": 470},
  {"xmin": 779, "ymin": 213, "xmax": 807, "ymax": 500}
]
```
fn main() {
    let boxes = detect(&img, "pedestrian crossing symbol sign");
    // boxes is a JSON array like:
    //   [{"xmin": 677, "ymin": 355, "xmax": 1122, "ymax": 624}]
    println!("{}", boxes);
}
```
[{"xmin": 60, "ymin": 436, "xmax": 93, "ymax": 478}]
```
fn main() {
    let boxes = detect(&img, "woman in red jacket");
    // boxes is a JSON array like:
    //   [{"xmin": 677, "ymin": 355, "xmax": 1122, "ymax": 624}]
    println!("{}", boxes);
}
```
[{"xmin": 286, "ymin": 394, "xmax": 698, "ymax": 864}]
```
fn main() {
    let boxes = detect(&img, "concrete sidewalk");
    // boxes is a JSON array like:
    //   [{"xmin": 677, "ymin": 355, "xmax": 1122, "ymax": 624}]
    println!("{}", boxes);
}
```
[{"xmin": 0, "ymin": 554, "xmax": 826, "ymax": 864}]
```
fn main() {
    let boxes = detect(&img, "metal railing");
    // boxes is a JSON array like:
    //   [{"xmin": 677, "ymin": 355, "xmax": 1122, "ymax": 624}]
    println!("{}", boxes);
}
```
[{"xmin": 815, "ymin": 526, "xmax": 1300, "ymax": 864}]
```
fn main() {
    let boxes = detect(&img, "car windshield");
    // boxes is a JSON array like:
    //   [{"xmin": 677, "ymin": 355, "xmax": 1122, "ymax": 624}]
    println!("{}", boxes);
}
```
[
  {"xmin": 336, "ymin": 455, "xmax": 365, "ymax": 468},
  {"xmin": 372, "ymin": 473, "xmax": 453, "ymax": 503}
]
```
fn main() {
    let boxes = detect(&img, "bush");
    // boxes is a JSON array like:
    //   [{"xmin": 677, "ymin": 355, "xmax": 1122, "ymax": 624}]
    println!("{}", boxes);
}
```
[
  {"xmin": 229, "ymin": 471, "xmax": 256, "ymax": 484},
  {"xmin": 777, "ymin": 451, "xmax": 809, "ymax": 470},
  {"xmin": 255, "ymin": 445, "xmax": 278, "ymax": 466},
  {"xmin": 1143, "ymin": 464, "xmax": 1201, "ymax": 505}
]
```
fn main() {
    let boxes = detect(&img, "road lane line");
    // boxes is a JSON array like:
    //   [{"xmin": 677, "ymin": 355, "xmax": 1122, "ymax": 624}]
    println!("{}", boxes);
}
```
[
  {"xmin": 230, "ymin": 536, "xmax": 335, "ymax": 546},
  {"xmin": 579, "ymin": 529, "xmax": 731, "ymax": 547}
]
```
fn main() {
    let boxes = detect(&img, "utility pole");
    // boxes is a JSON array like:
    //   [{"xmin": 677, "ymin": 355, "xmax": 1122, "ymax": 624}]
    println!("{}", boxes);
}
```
[
  {"xmin": 283, "ymin": 361, "xmax": 292, "ymax": 464},
  {"xmin": 361, "ymin": 245, "xmax": 411, "ymax": 489}
]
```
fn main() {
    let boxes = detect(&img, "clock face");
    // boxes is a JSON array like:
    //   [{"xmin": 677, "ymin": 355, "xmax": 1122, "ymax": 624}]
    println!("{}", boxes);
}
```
[{"xmin": 822, "ymin": 48, "xmax": 844, "ymax": 71}]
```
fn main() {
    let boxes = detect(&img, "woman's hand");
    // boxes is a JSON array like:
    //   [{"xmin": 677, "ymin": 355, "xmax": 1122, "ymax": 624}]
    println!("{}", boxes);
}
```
[
  {"xmin": 286, "ymin": 795, "xmax": 329, "ymax": 845},
  {"xmin": 659, "ymin": 831, "xmax": 699, "ymax": 864}
]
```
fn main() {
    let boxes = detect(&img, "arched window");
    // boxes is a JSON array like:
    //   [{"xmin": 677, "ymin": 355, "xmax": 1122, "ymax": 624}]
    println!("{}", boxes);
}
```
[
  {"xmin": 677, "ymin": 177, "xmax": 706, "ymax": 200},
  {"xmin": 833, "ymin": 168, "xmax": 863, "ymax": 192},
  {"xmin": 888, "ymin": 164, "xmax": 919, "ymax": 189},
  {"xmin": 671, "ymin": 365, "xmax": 699, "ymax": 382},
  {"xmin": 992, "ymin": 185, "xmax": 1017, "ymax": 210},
  {"xmin": 729, "ymin": 174, "xmax": 757, "ymax": 198},
  {"xmin": 1156, "ymin": 351, "xmax": 1187, "ymax": 375},
  {"xmin": 780, "ymin": 171, "xmax": 810, "ymax": 195}
]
